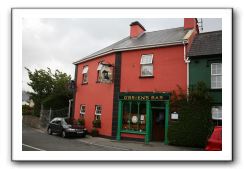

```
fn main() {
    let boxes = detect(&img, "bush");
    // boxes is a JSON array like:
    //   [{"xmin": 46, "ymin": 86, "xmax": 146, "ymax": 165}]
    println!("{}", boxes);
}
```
[
  {"xmin": 92, "ymin": 119, "xmax": 101, "ymax": 128},
  {"xmin": 22, "ymin": 105, "xmax": 34, "ymax": 115},
  {"xmin": 168, "ymin": 82, "xmax": 214, "ymax": 148},
  {"xmin": 91, "ymin": 128, "xmax": 99, "ymax": 137},
  {"xmin": 77, "ymin": 118, "xmax": 85, "ymax": 126}
]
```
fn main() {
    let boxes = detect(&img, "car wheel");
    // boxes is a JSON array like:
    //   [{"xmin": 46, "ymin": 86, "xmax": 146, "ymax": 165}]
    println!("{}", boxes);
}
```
[
  {"xmin": 61, "ymin": 130, "xmax": 66, "ymax": 138},
  {"xmin": 48, "ymin": 128, "xmax": 52, "ymax": 135}
]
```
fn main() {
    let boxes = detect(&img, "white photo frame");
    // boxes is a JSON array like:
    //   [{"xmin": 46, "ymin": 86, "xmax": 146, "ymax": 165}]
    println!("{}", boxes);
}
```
[{"xmin": 12, "ymin": 8, "xmax": 232, "ymax": 161}]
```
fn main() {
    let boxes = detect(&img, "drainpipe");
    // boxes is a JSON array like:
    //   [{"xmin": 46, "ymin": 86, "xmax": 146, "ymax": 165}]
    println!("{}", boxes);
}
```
[
  {"xmin": 68, "ymin": 99, "xmax": 73, "ymax": 118},
  {"xmin": 183, "ymin": 40, "xmax": 190, "ymax": 97}
]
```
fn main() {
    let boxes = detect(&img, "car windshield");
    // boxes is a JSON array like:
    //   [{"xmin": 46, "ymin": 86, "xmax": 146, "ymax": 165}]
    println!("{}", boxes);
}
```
[{"xmin": 62, "ymin": 119, "xmax": 68, "ymax": 125}]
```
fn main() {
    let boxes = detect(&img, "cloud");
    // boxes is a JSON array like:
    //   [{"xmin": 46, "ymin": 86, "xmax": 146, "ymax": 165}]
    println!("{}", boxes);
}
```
[{"xmin": 22, "ymin": 18, "xmax": 222, "ymax": 91}]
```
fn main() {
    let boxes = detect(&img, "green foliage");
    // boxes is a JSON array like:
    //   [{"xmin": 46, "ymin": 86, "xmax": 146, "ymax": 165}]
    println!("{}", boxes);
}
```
[
  {"xmin": 91, "ymin": 128, "xmax": 99, "ymax": 137},
  {"xmin": 25, "ymin": 67, "xmax": 72, "ymax": 116},
  {"xmin": 92, "ymin": 119, "xmax": 101, "ymax": 128},
  {"xmin": 22, "ymin": 105, "xmax": 34, "ymax": 115},
  {"xmin": 168, "ymin": 81, "xmax": 214, "ymax": 148},
  {"xmin": 77, "ymin": 118, "xmax": 85, "ymax": 126}
]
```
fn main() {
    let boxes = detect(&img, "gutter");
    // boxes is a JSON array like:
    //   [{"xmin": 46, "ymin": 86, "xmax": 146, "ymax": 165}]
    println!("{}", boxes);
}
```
[{"xmin": 73, "ymin": 41, "xmax": 184, "ymax": 65}]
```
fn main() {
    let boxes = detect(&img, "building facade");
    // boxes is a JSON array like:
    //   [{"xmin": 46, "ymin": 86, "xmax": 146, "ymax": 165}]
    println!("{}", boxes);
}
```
[
  {"xmin": 188, "ymin": 31, "xmax": 222, "ymax": 125},
  {"xmin": 73, "ymin": 19, "xmax": 199, "ymax": 144}
]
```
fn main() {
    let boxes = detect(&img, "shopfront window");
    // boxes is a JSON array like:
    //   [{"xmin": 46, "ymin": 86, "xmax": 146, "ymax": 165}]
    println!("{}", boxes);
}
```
[{"xmin": 122, "ymin": 102, "xmax": 146, "ymax": 132}]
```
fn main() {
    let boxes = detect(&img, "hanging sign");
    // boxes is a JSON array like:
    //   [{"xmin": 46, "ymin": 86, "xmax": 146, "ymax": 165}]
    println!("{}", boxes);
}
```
[{"xmin": 100, "ymin": 65, "xmax": 113, "ymax": 83}]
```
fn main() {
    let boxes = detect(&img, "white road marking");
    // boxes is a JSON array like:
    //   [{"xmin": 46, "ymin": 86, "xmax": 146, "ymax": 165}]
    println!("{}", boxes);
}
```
[{"xmin": 22, "ymin": 144, "xmax": 46, "ymax": 151}]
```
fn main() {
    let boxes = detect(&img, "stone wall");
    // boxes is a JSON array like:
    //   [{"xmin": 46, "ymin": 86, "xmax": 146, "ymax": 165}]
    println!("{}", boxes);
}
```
[{"xmin": 22, "ymin": 115, "xmax": 43, "ymax": 129}]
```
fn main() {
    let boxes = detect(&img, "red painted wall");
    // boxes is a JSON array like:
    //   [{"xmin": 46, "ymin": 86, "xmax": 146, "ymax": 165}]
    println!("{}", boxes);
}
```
[
  {"xmin": 74, "ymin": 53, "xmax": 115, "ymax": 136},
  {"xmin": 184, "ymin": 18, "xmax": 199, "ymax": 33},
  {"xmin": 130, "ymin": 24, "xmax": 145, "ymax": 38},
  {"xmin": 120, "ymin": 45, "xmax": 187, "ymax": 93}
]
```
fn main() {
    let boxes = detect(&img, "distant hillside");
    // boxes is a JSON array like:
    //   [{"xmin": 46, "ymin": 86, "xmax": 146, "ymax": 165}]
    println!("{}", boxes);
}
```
[{"xmin": 22, "ymin": 91, "xmax": 30, "ymax": 102}]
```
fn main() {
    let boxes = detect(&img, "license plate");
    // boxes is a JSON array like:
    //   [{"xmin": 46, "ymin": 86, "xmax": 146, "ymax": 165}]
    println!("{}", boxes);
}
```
[{"xmin": 77, "ymin": 132, "xmax": 84, "ymax": 134}]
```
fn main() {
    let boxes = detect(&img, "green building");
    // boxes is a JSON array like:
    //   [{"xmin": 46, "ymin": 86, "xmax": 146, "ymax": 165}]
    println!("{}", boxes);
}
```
[{"xmin": 188, "ymin": 31, "xmax": 222, "ymax": 125}]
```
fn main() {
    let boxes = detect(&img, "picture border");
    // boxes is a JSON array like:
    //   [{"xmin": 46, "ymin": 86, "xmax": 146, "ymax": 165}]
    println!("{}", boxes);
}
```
[{"xmin": 12, "ymin": 8, "xmax": 233, "ymax": 162}]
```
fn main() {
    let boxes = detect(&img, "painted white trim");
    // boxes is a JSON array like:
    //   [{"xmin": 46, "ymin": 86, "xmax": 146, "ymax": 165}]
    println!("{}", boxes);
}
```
[
  {"xmin": 82, "ymin": 66, "xmax": 89, "ymax": 74},
  {"xmin": 140, "ymin": 54, "xmax": 153, "ymax": 64}
]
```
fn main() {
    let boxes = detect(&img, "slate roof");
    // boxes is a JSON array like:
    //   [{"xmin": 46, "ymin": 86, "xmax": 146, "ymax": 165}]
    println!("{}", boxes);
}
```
[
  {"xmin": 188, "ymin": 30, "xmax": 222, "ymax": 57},
  {"xmin": 74, "ymin": 27, "xmax": 190, "ymax": 64}
]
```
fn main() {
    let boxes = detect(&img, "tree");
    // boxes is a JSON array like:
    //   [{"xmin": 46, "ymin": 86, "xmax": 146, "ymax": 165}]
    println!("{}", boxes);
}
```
[{"xmin": 25, "ymin": 67, "xmax": 72, "ymax": 116}]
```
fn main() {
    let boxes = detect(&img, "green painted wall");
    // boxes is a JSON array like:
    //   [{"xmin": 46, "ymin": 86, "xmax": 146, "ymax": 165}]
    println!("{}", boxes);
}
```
[{"xmin": 189, "ymin": 55, "xmax": 222, "ymax": 105}]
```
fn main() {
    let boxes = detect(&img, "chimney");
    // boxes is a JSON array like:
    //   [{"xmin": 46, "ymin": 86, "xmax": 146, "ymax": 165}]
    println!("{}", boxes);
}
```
[
  {"xmin": 184, "ymin": 18, "xmax": 199, "ymax": 33},
  {"xmin": 130, "ymin": 21, "xmax": 146, "ymax": 38}
]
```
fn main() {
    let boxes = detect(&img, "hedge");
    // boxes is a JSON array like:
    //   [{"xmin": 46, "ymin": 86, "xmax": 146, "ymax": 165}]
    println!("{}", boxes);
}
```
[{"xmin": 168, "ymin": 82, "xmax": 214, "ymax": 148}]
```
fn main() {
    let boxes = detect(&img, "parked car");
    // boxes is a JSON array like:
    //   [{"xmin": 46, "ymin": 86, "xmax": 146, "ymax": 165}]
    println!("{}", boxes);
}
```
[
  {"xmin": 47, "ymin": 117, "xmax": 87, "ymax": 138},
  {"xmin": 205, "ymin": 126, "xmax": 222, "ymax": 151}
]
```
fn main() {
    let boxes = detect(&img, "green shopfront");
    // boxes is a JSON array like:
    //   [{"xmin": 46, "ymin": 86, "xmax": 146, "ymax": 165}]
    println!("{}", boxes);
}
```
[{"xmin": 116, "ymin": 92, "xmax": 170, "ymax": 144}]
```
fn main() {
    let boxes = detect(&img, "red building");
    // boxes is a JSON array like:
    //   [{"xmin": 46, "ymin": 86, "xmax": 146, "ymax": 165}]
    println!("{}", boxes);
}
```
[{"xmin": 73, "ymin": 19, "xmax": 199, "ymax": 144}]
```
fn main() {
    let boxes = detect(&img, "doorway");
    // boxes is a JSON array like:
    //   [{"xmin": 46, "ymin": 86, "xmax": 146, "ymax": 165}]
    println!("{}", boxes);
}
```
[{"xmin": 152, "ymin": 107, "xmax": 165, "ymax": 141}]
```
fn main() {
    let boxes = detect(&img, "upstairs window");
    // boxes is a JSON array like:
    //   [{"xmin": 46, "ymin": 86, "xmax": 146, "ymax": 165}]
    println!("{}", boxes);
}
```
[
  {"xmin": 97, "ymin": 62, "xmax": 103, "ymax": 82},
  {"xmin": 211, "ymin": 63, "xmax": 222, "ymax": 89},
  {"xmin": 94, "ymin": 105, "xmax": 102, "ymax": 120},
  {"xmin": 140, "ymin": 54, "xmax": 153, "ymax": 77},
  {"xmin": 82, "ymin": 66, "xmax": 88, "ymax": 84}
]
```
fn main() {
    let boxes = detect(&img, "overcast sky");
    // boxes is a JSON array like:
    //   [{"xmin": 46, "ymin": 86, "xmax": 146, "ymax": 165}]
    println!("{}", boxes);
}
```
[{"xmin": 22, "ymin": 18, "xmax": 222, "ymax": 92}]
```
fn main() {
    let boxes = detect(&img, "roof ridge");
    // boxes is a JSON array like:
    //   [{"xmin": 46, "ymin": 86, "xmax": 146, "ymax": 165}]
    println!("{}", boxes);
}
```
[
  {"xmin": 144, "ymin": 26, "xmax": 184, "ymax": 34},
  {"xmin": 74, "ymin": 26, "xmax": 188, "ymax": 64}
]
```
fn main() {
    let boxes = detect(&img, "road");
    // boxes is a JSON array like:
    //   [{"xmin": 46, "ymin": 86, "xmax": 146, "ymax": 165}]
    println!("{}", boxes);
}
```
[
  {"xmin": 22, "ymin": 125, "xmax": 122, "ymax": 151},
  {"xmin": 23, "ymin": 125, "xmax": 202, "ymax": 151}
]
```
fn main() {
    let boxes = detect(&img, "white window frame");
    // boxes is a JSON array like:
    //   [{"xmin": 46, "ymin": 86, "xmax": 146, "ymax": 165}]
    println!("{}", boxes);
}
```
[
  {"xmin": 95, "ymin": 105, "xmax": 102, "ymax": 120},
  {"xmin": 97, "ymin": 62, "xmax": 103, "ymax": 71},
  {"xmin": 97, "ymin": 62, "xmax": 103, "ymax": 82},
  {"xmin": 82, "ymin": 66, "xmax": 88, "ymax": 84},
  {"xmin": 140, "ymin": 54, "xmax": 154, "ymax": 77},
  {"xmin": 80, "ymin": 104, "xmax": 86, "ymax": 115},
  {"xmin": 211, "ymin": 63, "xmax": 222, "ymax": 89}
]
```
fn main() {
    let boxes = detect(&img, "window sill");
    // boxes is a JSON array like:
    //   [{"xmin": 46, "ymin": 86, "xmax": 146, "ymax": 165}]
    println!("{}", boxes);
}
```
[
  {"xmin": 139, "ymin": 76, "xmax": 154, "ymax": 78},
  {"xmin": 120, "ymin": 130, "xmax": 146, "ymax": 135},
  {"xmin": 209, "ymin": 88, "xmax": 222, "ymax": 91},
  {"xmin": 96, "ymin": 80, "xmax": 113, "ymax": 84},
  {"xmin": 81, "ymin": 82, "xmax": 88, "ymax": 85}
]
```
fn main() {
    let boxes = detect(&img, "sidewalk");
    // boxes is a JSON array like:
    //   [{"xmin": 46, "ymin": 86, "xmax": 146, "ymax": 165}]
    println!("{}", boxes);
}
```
[{"xmin": 79, "ymin": 135, "xmax": 202, "ymax": 151}]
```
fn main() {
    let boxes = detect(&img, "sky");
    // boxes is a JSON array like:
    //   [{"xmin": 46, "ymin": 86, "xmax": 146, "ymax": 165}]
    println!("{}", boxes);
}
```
[{"xmin": 22, "ymin": 18, "xmax": 222, "ymax": 92}]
